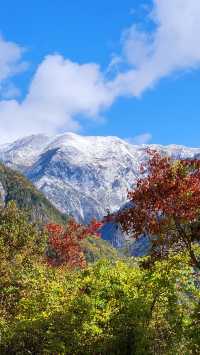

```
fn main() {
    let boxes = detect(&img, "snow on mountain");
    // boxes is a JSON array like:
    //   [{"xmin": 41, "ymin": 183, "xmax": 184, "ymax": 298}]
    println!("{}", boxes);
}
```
[
  {"xmin": 0, "ymin": 132, "xmax": 200, "ymax": 223},
  {"xmin": 0, "ymin": 134, "xmax": 51, "ymax": 171}
]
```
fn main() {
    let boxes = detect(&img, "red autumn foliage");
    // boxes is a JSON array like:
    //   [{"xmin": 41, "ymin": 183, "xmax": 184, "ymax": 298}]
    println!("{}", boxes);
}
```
[
  {"xmin": 117, "ymin": 150, "xmax": 200, "ymax": 266},
  {"xmin": 85, "ymin": 219, "xmax": 103, "ymax": 237},
  {"xmin": 46, "ymin": 218, "xmax": 102, "ymax": 268}
]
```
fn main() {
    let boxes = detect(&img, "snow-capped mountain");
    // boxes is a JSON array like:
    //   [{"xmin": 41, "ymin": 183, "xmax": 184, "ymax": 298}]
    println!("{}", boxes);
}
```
[{"xmin": 0, "ymin": 132, "xmax": 200, "ymax": 223}]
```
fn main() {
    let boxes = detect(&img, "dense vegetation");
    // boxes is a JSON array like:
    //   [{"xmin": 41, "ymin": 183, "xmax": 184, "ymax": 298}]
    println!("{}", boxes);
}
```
[{"xmin": 1, "ymin": 152, "xmax": 200, "ymax": 354}]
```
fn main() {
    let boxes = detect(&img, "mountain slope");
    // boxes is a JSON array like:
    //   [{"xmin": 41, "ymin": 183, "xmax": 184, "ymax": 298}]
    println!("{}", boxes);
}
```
[
  {"xmin": 1, "ymin": 133, "xmax": 200, "ymax": 223},
  {"xmin": 0, "ymin": 163, "xmax": 67, "ymax": 224},
  {"xmin": 81, "ymin": 236, "xmax": 122, "ymax": 262}
]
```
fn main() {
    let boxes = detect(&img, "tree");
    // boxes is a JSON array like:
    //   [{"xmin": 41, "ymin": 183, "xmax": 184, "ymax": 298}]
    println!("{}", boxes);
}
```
[
  {"xmin": 0, "ymin": 201, "xmax": 46, "ymax": 318},
  {"xmin": 116, "ymin": 150, "xmax": 200, "ymax": 267},
  {"xmin": 46, "ymin": 218, "xmax": 102, "ymax": 268},
  {"xmin": 0, "ymin": 201, "xmax": 46, "ymax": 267}
]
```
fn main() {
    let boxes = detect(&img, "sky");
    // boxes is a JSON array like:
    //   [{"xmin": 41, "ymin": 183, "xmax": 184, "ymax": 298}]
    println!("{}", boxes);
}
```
[{"xmin": 0, "ymin": 0, "xmax": 200, "ymax": 146}]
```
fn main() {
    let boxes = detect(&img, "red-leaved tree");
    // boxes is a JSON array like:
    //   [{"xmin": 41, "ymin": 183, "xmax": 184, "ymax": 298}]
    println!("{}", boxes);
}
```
[
  {"xmin": 116, "ymin": 150, "xmax": 200, "ymax": 267},
  {"xmin": 46, "ymin": 218, "xmax": 102, "ymax": 268}
]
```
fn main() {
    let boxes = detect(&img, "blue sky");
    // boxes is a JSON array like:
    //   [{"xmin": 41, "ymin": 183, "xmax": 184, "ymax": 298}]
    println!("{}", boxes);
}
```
[{"xmin": 0, "ymin": 0, "xmax": 200, "ymax": 146}]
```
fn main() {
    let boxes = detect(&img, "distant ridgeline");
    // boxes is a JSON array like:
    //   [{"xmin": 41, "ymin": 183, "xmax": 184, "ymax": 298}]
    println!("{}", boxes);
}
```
[{"xmin": 0, "ymin": 162, "xmax": 67, "ymax": 225}]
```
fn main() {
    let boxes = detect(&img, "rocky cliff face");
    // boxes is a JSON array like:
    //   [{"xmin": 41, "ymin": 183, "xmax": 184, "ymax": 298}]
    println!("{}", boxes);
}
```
[{"xmin": 0, "ymin": 132, "xmax": 200, "ymax": 223}]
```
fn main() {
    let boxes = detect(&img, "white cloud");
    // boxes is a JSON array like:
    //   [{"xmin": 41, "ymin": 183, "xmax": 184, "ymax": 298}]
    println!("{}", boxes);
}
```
[
  {"xmin": 0, "ymin": 35, "xmax": 27, "ymax": 97},
  {"xmin": 0, "ymin": 35, "xmax": 26, "ymax": 80},
  {"xmin": 1, "ymin": 0, "xmax": 200, "ymax": 142},
  {"xmin": 0, "ymin": 55, "xmax": 115, "ymax": 142},
  {"xmin": 126, "ymin": 133, "xmax": 152, "ymax": 145},
  {"xmin": 113, "ymin": 0, "xmax": 200, "ymax": 96}
]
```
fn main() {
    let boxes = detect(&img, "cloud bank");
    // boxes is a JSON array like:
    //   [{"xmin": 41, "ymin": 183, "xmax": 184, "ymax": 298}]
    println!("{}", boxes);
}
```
[{"xmin": 1, "ymin": 0, "xmax": 200, "ymax": 142}]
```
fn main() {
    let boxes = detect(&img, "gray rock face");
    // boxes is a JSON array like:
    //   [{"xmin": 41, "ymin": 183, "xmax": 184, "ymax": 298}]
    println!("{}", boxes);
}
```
[
  {"xmin": 100, "ymin": 221, "xmax": 151, "ymax": 256},
  {"xmin": 100, "ymin": 222, "xmax": 128, "ymax": 249},
  {"xmin": 99, "ymin": 203, "xmax": 151, "ymax": 256},
  {"xmin": 0, "ymin": 132, "xmax": 200, "ymax": 223}
]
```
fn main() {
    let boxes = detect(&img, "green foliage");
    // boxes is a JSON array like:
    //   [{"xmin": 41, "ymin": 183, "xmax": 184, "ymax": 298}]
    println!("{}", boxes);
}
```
[
  {"xmin": 0, "ymin": 163, "xmax": 66, "ymax": 224},
  {"xmin": 1, "ymin": 251, "xmax": 200, "ymax": 354},
  {"xmin": 0, "ymin": 202, "xmax": 47, "ymax": 320},
  {"xmin": 0, "ymin": 201, "xmax": 46, "ymax": 260}
]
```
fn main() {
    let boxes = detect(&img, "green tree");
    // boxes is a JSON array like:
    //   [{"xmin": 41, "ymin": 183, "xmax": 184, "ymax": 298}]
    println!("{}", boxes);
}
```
[{"xmin": 0, "ymin": 201, "xmax": 46, "ymax": 319}]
